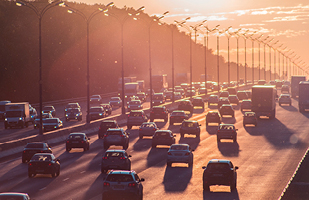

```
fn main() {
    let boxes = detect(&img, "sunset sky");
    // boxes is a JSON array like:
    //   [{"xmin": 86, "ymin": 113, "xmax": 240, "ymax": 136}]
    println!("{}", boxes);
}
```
[{"xmin": 72, "ymin": 0, "xmax": 309, "ymax": 74}]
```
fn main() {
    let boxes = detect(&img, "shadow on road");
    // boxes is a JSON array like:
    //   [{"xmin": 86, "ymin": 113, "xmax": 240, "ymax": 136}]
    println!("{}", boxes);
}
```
[
  {"xmin": 163, "ymin": 165, "xmax": 192, "ymax": 192},
  {"xmin": 146, "ymin": 147, "xmax": 169, "ymax": 167},
  {"xmin": 221, "ymin": 117, "xmax": 236, "ymax": 124},
  {"xmin": 217, "ymin": 141, "xmax": 240, "ymax": 157},
  {"xmin": 179, "ymin": 136, "xmax": 200, "ymax": 151},
  {"xmin": 206, "ymin": 126, "xmax": 218, "ymax": 135}
]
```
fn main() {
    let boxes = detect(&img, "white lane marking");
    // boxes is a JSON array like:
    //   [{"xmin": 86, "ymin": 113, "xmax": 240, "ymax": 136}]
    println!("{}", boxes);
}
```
[
  {"xmin": 40, "ymin": 187, "xmax": 47, "ymax": 191},
  {"xmin": 80, "ymin": 171, "xmax": 86, "ymax": 174},
  {"xmin": 197, "ymin": 118, "xmax": 204, "ymax": 122},
  {"xmin": 63, "ymin": 178, "xmax": 69, "ymax": 181}
]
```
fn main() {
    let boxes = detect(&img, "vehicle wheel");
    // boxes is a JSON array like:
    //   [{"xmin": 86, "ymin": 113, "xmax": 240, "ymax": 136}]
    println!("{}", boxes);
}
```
[
  {"xmin": 241, "ymin": 109, "xmax": 243, "ymax": 112},
  {"xmin": 289, "ymin": 103, "xmax": 291, "ymax": 106},
  {"xmin": 233, "ymin": 136, "xmax": 237, "ymax": 143},
  {"xmin": 167, "ymin": 162, "xmax": 172, "ymax": 167},
  {"xmin": 139, "ymin": 192, "xmax": 143, "ymax": 200},
  {"xmin": 243, "ymin": 122, "xmax": 245, "ymax": 127},
  {"xmin": 279, "ymin": 103, "xmax": 281, "ymax": 106},
  {"xmin": 4, "ymin": 125, "xmax": 8, "ymax": 129},
  {"xmin": 152, "ymin": 144, "xmax": 156, "ymax": 148},
  {"xmin": 188, "ymin": 161, "xmax": 193, "ymax": 167},
  {"xmin": 87, "ymin": 145, "xmax": 90, "ymax": 151},
  {"xmin": 217, "ymin": 137, "xmax": 220, "ymax": 143},
  {"xmin": 139, "ymin": 134, "xmax": 143, "ymax": 139},
  {"xmin": 230, "ymin": 180, "xmax": 237, "ymax": 191},
  {"xmin": 208, "ymin": 102, "xmax": 210, "ymax": 106},
  {"xmin": 25, "ymin": 122, "xmax": 28, "ymax": 128},
  {"xmin": 22, "ymin": 158, "xmax": 27, "ymax": 163},
  {"xmin": 123, "ymin": 143, "xmax": 128, "ymax": 149},
  {"xmin": 255, "ymin": 123, "xmax": 257, "ymax": 127},
  {"xmin": 232, "ymin": 114, "xmax": 235, "ymax": 118},
  {"xmin": 56, "ymin": 169, "xmax": 60, "ymax": 176},
  {"xmin": 206, "ymin": 122, "xmax": 208, "ymax": 126},
  {"xmin": 203, "ymin": 183, "xmax": 210, "ymax": 191},
  {"xmin": 28, "ymin": 172, "xmax": 33, "ymax": 178},
  {"xmin": 51, "ymin": 170, "xmax": 56, "ymax": 177},
  {"xmin": 127, "ymin": 125, "xmax": 132, "ymax": 130},
  {"xmin": 181, "ymin": 133, "xmax": 184, "ymax": 138},
  {"xmin": 196, "ymin": 133, "xmax": 200, "ymax": 138},
  {"xmin": 150, "ymin": 118, "xmax": 153, "ymax": 122}
]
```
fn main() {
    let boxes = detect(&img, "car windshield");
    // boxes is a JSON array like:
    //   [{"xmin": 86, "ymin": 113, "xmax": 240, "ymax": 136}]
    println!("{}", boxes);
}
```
[
  {"xmin": 31, "ymin": 155, "xmax": 52, "ymax": 162},
  {"xmin": 91, "ymin": 95, "xmax": 100, "ymax": 98},
  {"xmin": 106, "ymin": 174, "xmax": 134, "ymax": 182},
  {"xmin": 171, "ymin": 145, "xmax": 188, "ymax": 150},
  {"xmin": 207, "ymin": 163, "xmax": 231, "ymax": 172},
  {"xmin": 182, "ymin": 122, "xmax": 197, "ymax": 127},
  {"xmin": 26, "ymin": 143, "xmax": 44, "ymax": 148},
  {"xmin": 67, "ymin": 104, "xmax": 78, "ymax": 108},
  {"xmin": 43, "ymin": 119, "xmax": 58, "ymax": 123},
  {"xmin": 90, "ymin": 108, "xmax": 102, "ymax": 112},
  {"xmin": 105, "ymin": 152, "xmax": 124, "ymax": 157},
  {"xmin": 43, "ymin": 106, "xmax": 53, "ymax": 111},
  {"xmin": 111, "ymin": 97, "xmax": 120, "ymax": 101},
  {"xmin": 69, "ymin": 134, "xmax": 84, "ymax": 139},
  {"xmin": 68, "ymin": 109, "xmax": 79, "ymax": 113}
]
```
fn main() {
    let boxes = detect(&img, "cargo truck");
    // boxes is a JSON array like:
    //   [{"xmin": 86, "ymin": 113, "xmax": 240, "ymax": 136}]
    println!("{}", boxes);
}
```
[
  {"xmin": 291, "ymin": 76, "xmax": 306, "ymax": 98},
  {"xmin": 298, "ymin": 81, "xmax": 309, "ymax": 112},
  {"xmin": 118, "ymin": 76, "xmax": 137, "ymax": 95},
  {"xmin": 124, "ymin": 82, "xmax": 139, "ymax": 97},
  {"xmin": 152, "ymin": 74, "xmax": 168, "ymax": 93},
  {"xmin": 4, "ymin": 102, "xmax": 31, "ymax": 129},
  {"xmin": 137, "ymin": 80, "xmax": 145, "ymax": 92},
  {"xmin": 0, "ymin": 100, "xmax": 11, "ymax": 120},
  {"xmin": 251, "ymin": 85, "xmax": 276, "ymax": 119}
]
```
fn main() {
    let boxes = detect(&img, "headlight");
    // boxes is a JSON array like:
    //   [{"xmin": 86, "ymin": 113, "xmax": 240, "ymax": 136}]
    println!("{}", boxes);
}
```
[
  {"xmin": 54, "ymin": 126, "xmax": 57, "ymax": 128},
  {"xmin": 160, "ymin": 101, "xmax": 162, "ymax": 103},
  {"xmin": 76, "ymin": 114, "xmax": 79, "ymax": 116},
  {"xmin": 5, "ymin": 118, "xmax": 7, "ymax": 121},
  {"xmin": 66, "ymin": 114, "xmax": 68, "ymax": 117},
  {"xmin": 99, "ymin": 113, "xmax": 103, "ymax": 116},
  {"xmin": 19, "ymin": 117, "xmax": 23, "ymax": 120}
]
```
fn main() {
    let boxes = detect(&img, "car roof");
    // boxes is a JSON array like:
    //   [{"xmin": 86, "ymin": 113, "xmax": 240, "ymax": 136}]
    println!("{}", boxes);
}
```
[
  {"xmin": 105, "ymin": 149, "xmax": 126, "ymax": 153},
  {"xmin": 69, "ymin": 132, "xmax": 86, "ymax": 136},
  {"xmin": 183, "ymin": 120, "xmax": 198, "ymax": 123},
  {"xmin": 107, "ymin": 128, "xmax": 123, "ymax": 131},
  {"xmin": 153, "ymin": 106, "xmax": 165, "ymax": 108},
  {"xmin": 193, "ymin": 97, "xmax": 202, "ymax": 100},
  {"xmin": 155, "ymin": 130, "xmax": 172, "ymax": 133},
  {"xmin": 33, "ymin": 153, "xmax": 53, "ymax": 156},
  {"xmin": 102, "ymin": 120, "xmax": 116, "ymax": 123},
  {"xmin": 207, "ymin": 111, "xmax": 219, "ymax": 114},
  {"xmin": 108, "ymin": 170, "xmax": 135, "ymax": 175},
  {"xmin": 170, "ymin": 144, "xmax": 189, "ymax": 147}
]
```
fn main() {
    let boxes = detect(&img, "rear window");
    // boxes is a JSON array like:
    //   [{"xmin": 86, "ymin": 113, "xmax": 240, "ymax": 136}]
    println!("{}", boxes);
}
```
[
  {"xmin": 90, "ymin": 108, "xmax": 102, "ymax": 112},
  {"xmin": 172, "ymin": 112, "xmax": 184, "ymax": 116},
  {"xmin": 130, "ymin": 112, "xmax": 143, "ymax": 117},
  {"xmin": 106, "ymin": 131, "xmax": 122, "ymax": 136},
  {"xmin": 219, "ymin": 125, "xmax": 235, "ymax": 130},
  {"xmin": 207, "ymin": 163, "xmax": 231, "ymax": 172},
  {"xmin": 31, "ymin": 155, "xmax": 52, "ymax": 162},
  {"xmin": 101, "ymin": 122, "xmax": 116, "ymax": 128},
  {"xmin": 69, "ymin": 134, "xmax": 84, "ymax": 139},
  {"xmin": 171, "ymin": 145, "xmax": 188, "ymax": 150},
  {"xmin": 26, "ymin": 143, "xmax": 44, "ymax": 148},
  {"xmin": 182, "ymin": 122, "xmax": 197, "ymax": 127},
  {"xmin": 105, "ymin": 152, "xmax": 123, "ymax": 157},
  {"xmin": 106, "ymin": 174, "xmax": 134, "ymax": 182},
  {"xmin": 155, "ymin": 132, "xmax": 170, "ymax": 137},
  {"xmin": 141, "ymin": 123, "xmax": 155, "ymax": 128}
]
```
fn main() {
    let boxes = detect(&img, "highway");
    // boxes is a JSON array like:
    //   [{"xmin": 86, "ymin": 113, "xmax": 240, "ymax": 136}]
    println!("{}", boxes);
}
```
[{"xmin": 0, "ymin": 96, "xmax": 308, "ymax": 200}]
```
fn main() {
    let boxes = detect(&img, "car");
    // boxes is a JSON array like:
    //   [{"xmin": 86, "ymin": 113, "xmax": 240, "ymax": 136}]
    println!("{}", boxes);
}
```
[
  {"xmin": 101, "ymin": 103, "xmax": 112, "ymax": 115},
  {"xmin": 281, "ymin": 85, "xmax": 290, "ymax": 94},
  {"xmin": 164, "ymin": 91, "xmax": 173, "ymax": 101},
  {"xmin": 167, "ymin": 144, "xmax": 194, "ymax": 167},
  {"xmin": 139, "ymin": 122, "xmax": 158, "ymax": 139},
  {"xmin": 279, "ymin": 94, "xmax": 292, "ymax": 106},
  {"xmin": 90, "ymin": 94, "xmax": 102, "ymax": 104},
  {"xmin": 174, "ymin": 92, "xmax": 182, "ymax": 100},
  {"xmin": 42, "ymin": 118, "xmax": 63, "ymax": 132},
  {"xmin": 178, "ymin": 99, "xmax": 194, "ymax": 114},
  {"xmin": 237, "ymin": 91, "xmax": 248, "ymax": 101},
  {"xmin": 136, "ymin": 92, "xmax": 146, "ymax": 102},
  {"xmin": 109, "ymin": 97, "xmax": 122, "ymax": 107},
  {"xmin": 22, "ymin": 142, "xmax": 52, "ymax": 163},
  {"xmin": 243, "ymin": 112, "xmax": 257, "ymax": 126},
  {"xmin": 202, "ymin": 159, "xmax": 238, "ymax": 191},
  {"xmin": 276, "ymin": 80, "xmax": 283, "ymax": 88},
  {"xmin": 217, "ymin": 124, "xmax": 238, "ymax": 143},
  {"xmin": 98, "ymin": 120, "xmax": 119, "ymax": 139},
  {"xmin": 42, "ymin": 105, "xmax": 56, "ymax": 117},
  {"xmin": 149, "ymin": 106, "xmax": 169, "ymax": 122},
  {"xmin": 65, "ymin": 108, "xmax": 82, "ymax": 121},
  {"xmin": 192, "ymin": 97, "xmax": 204, "ymax": 109},
  {"xmin": 175, "ymin": 88, "xmax": 185, "ymax": 96},
  {"xmin": 207, "ymin": 95, "xmax": 219, "ymax": 106},
  {"xmin": 180, "ymin": 120, "xmax": 201, "ymax": 138},
  {"xmin": 218, "ymin": 97, "xmax": 230, "ymax": 108},
  {"xmin": 28, "ymin": 153, "xmax": 60, "ymax": 178},
  {"xmin": 227, "ymin": 87, "xmax": 237, "ymax": 95},
  {"xmin": 169, "ymin": 110, "xmax": 188, "ymax": 125},
  {"xmin": 33, "ymin": 112, "xmax": 53, "ymax": 129},
  {"xmin": 89, "ymin": 106, "xmax": 106, "ymax": 120},
  {"xmin": 64, "ymin": 103, "xmax": 81, "ymax": 113},
  {"xmin": 152, "ymin": 93, "xmax": 165, "ymax": 106},
  {"xmin": 127, "ymin": 110, "xmax": 148, "ymax": 129},
  {"xmin": 127, "ymin": 100, "xmax": 143, "ymax": 112},
  {"xmin": 101, "ymin": 150, "xmax": 132, "ymax": 173},
  {"xmin": 219, "ymin": 91, "xmax": 229, "ymax": 98},
  {"xmin": 103, "ymin": 128, "xmax": 129, "ymax": 149},
  {"xmin": 0, "ymin": 192, "xmax": 30, "ymax": 200},
  {"xmin": 152, "ymin": 130, "xmax": 176, "ymax": 148},
  {"xmin": 219, "ymin": 104, "xmax": 235, "ymax": 117},
  {"xmin": 206, "ymin": 111, "xmax": 221, "ymax": 126},
  {"xmin": 198, "ymin": 87, "xmax": 207, "ymax": 95},
  {"xmin": 102, "ymin": 170, "xmax": 144, "ymax": 200},
  {"xmin": 228, "ymin": 95, "xmax": 239, "ymax": 105},
  {"xmin": 126, "ymin": 96, "xmax": 139, "ymax": 106},
  {"xmin": 241, "ymin": 99, "xmax": 252, "ymax": 111},
  {"xmin": 258, "ymin": 80, "xmax": 266, "ymax": 85},
  {"xmin": 186, "ymin": 89, "xmax": 196, "ymax": 97},
  {"xmin": 65, "ymin": 132, "xmax": 90, "ymax": 151}
]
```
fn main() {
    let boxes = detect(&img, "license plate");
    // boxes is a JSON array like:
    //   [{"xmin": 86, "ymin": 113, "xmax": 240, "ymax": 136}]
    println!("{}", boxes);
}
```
[
  {"xmin": 36, "ymin": 170, "xmax": 45, "ymax": 172},
  {"xmin": 175, "ymin": 153, "xmax": 182, "ymax": 156},
  {"xmin": 72, "ymin": 141, "xmax": 79, "ymax": 143},
  {"xmin": 213, "ymin": 174, "xmax": 223, "ymax": 177},
  {"xmin": 114, "ymin": 185, "xmax": 124, "ymax": 189}
]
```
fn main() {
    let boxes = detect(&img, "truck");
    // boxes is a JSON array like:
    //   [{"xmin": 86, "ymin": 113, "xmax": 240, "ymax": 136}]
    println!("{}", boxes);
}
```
[
  {"xmin": 251, "ymin": 85, "xmax": 276, "ymax": 119},
  {"xmin": 152, "ymin": 74, "xmax": 168, "ymax": 93},
  {"xmin": 298, "ymin": 81, "xmax": 309, "ymax": 112},
  {"xmin": 118, "ymin": 76, "xmax": 137, "ymax": 94},
  {"xmin": 0, "ymin": 100, "xmax": 11, "ymax": 120},
  {"xmin": 137, "ymin": 80, "xmax": 145, "ymax": 92},
  {"xmin": 124, "ymin": 82, "xmax": 139, "ymax": 97},
  {"xmin": 176, "ymin": 73, "xmax": 190, "ymax": 86},
  {"xmin": 291, "ymin": 76, "xmax": 306, "ymax": 98},
  {"xmin": 4, "ymin": 102, "xmax": 31, "ymax": 129}
]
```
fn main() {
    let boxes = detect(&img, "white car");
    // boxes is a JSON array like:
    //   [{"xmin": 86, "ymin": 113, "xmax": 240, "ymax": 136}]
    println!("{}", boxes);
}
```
[
  {"xmin": 167, "ymin": 144, "xmax": 194, "ymax": 167},
  {"xmin": 90, "ymin": 95, "xmax": 102, "ymax": 104},
  {"xmin": 109, "ymin": 97, "xmax": 122, "ymax": 107},
  {"xmin": 279, "ymin": 94, "xmax": 291, "ymax": 106}
]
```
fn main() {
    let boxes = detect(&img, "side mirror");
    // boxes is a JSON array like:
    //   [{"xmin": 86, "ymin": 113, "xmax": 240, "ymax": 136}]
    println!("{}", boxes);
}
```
[
  {"xmin": 173, "ymin": 135, "xmax": 176, "ymax": 137},
  {"xmin": 202, "ymin": 166, "xmax": 206, "ymax": 169},
  {"xmin": 235, "ymin": 129, "xmax": 238, "ymax": 131},
  {"xmin": 140, "ymin": 178, "xmax": 145, "ymax": 182},
  {"xmin": 88, "ymin": 138, "xmax": 91, "ymax": 140},
  {"xmin": 128, "ymin": 155, "xmax": 132, "ymax": 157},
  {"xmin": 56, "ymin": 159, "xmax": 60, "ymax": 162},
  {"xmin": 199, "ymin": 124, "xmax": 201, "ymax": 126},
  {"xmin": 235, "ymin": 166, "xmax": 239, "ymax": 170}
]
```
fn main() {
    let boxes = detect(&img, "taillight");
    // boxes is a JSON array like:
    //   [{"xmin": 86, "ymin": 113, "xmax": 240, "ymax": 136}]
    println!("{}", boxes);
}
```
[
  {"xmin": 162, "ymin": 112, "xmax": 165, "ymax": 114},
  {"xmin": 103, "ymin": 182, "xmax": 110, "ymax": 187},
  {"xmin": 185, "ymin": 152, "xmax": 190, "ymax": 155},
  {"xmin": 120, "ymin": 135, "xmax": 124, "ymax": 137},
  {"xmin": 23, "ymin": 151, "xmax": 26, "ymax": 153},
  {"xmin": 128, "ymin": 183, "xmax": 136, "ymax": 187},
  {"xmin": 139, "ymin": 129, "xmax": 142, "ymax": 131},
  {"xmin": 151, "ymin": 112, "xmax": 154, "ymax": 114},
  {"xmin": 81, "ymin": 141, "xmax": 84, "ymax": 143},
  {"xmin": 66, "ymin": 141, "xmax": 69, "ymax": 143},
  {"xmin": 49, "ymin": 163, "xmax": 52, "ymax": 166},
  {"xmin": 167, "ymin": 152, "xmax": 172, "ymax": 155},
  {"xmin": 102, "ymin": 157, "xmax": 107, "ymax": 159},
  {"xmin": 153, "ymin": 128, "xmax": 156, "ymax": 131},
  {"xmin": 119, "ymin": 157, "xmax": 125, "ymax": 159},
  {"xmin": 99, "ymin": 127, "xmax": 101, "ymax": 130},
  {"xmin": 29, "ymin": 163, "xmax": 32, "ymax": 166},
  {"xmin": 128, "ymin": 115, "xmax": 130, "ymax": 117}
]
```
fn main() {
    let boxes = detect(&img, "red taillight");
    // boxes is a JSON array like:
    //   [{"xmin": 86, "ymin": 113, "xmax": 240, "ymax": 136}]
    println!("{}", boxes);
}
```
[
  {"xmin": 128, "ymin": 183, "xmax": 136, "ymax": 187},
  {"xmin": 128, "ymin": 115, "xmax": 130, "ymax": 117},
  {"xmin": 119, "ymin": 157, "xmax": 125, "ymax": 159},
  {"xmin": 102, "ymin": 157, "xmax": 107, "ymax": 159},
  {"xmin": 181, "ymin": 116, "xmax": 185, "ymax": 118},
  {"xmin": 23, "ymin": 151, "xmax": 26, "ymax": 153},
  {"xmin": 153, "ymin": 128, "xmax": 156, "ymax": 131},
  {"xmin": 81, "ymin": 141, "xmax": 84, "ymax": 143},
  {"xmin": 49, "ymin": 163, "xmax": 52, "ymax": 166},
  {"xmin": 139, "ymin": 128, "xmax": 142, "ymax": 131},
  {"xmin": 151, "ymin": 111, "xmax": 154, "ymax": 114},
  {"xmin": 120, "ymin": 135, "xmax": 124, "ymax": 137},
  {"xmin": 171, "ymin": 116, "xmax": 174, "ymax": 118},
  {"xmin": 29, "ymin": 163, "xmax": 32, "ymax": 166},
  {"xmin": 167, "ymin": 152, "xmax": 172, "ymax": 155},
  {"xmin": 185, "ymin": 152, "xmax": 190, "ymax": 155},
  {"xmin": 162, "ymin": 112, "xmax": 165, "ymax": 114},
  {"xmin": 99, "ymin": 127, "xmax": 101, "ymax": 130},
  {"xmin": 66, "ymin": 141, "xmax": 69, "ymax": 143},
  {"xmin": 103, "ymin": 182, "xmax": 110, "ymax": 187}
]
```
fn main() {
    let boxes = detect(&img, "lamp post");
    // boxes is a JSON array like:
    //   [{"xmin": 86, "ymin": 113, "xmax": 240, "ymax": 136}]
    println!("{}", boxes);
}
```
[
  {"xmin": 234, "ymin": 28, "xmax": 244, "ymax": 88},
  {"xmin": 249, "ymin": 34, "xmax": 262, "ymax": 84},
  {"xmin": 241, "ymin": 30, "xmax": 251, "ymax": 85},
  {"xmin": 16, "ymin": 0, "xmax": 65, "ymax": 134},
  {"xmin": 272, "ymin": 41, "xmax": 280, "ymax": 80},
  {"xmin": 67, "ymin": 2, "xmax": 113, "ymax": 123},
  {"xmin": 224, "ymin": 26, "xmax": 233, "ymax": 84},
  {"xmin": 261, "ymin": 36, "xmax": 270, "ymax": 80}
]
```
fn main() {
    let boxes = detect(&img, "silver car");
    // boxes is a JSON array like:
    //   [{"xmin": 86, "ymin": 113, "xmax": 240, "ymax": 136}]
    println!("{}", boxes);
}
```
[
  {"xmin": 279, "ymin": 94, "xmax": 291, "ymax": 106},
  {"xmin": 42, "ymin": 118, "xmax": 63, "ymax": 132},
  {"xmin": 139, "ymin": 122, "xmax": 158, "ymax": 139},
  {"xmin": 101, "ymin": 150, "xmax": 131, "ymax": 173},
  {"xmin": 167, "ymin": 144, "xmax": 194, "ymax": 167},
  {"xmin": 109, "ymin": 97, "xmax": 122, "ymax": 107}
]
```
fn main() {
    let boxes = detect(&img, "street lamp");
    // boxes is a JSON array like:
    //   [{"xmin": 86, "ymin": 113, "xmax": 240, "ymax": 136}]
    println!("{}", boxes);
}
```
[
  {"xmin": 249, "ymin": 34, "xmax": 262, "ymax": 84},
  {"xmin": 67, "ymin": 2, "xmax": 113, "ymax": 123},
  {"xmin": 241, "ymin": 30, "xmax": 250, "ymax": 85},
  {"xmin": 233, "ymin": 28, "xmax": 243, "ymax": 87},
  {"xmin": 16, "ymin": 0, "xmax": 65, "ymax": 135},
  {"xmin": 224, "ymin": 26, "xmax": 233, "ymax": 84}
]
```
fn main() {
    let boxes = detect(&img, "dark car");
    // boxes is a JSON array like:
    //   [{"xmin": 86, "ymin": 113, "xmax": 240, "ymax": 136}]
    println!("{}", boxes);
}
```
[
  {"xmin": 243, "ymin": 112, "xmax": 257, "ymax": 126},
  {"xmin": 281, "ymin": 85, "xmax": 290, "ymax": 94},
  {"xmin": 219, "ymin": 104, "xmax": 235, "ymax": 117},
  {"xmin": 228, "ymin": 95, "xmax": 239, "ymax": 105},
  {"xmin": 279, "ymin": 94, "xmax": 292, "ymax": 106},
  {"xmin": 65, "ymin": 108, "xmax": 82, "ymax": 121},
  {"xmin": 101, "ymin": 150, "xmax": 132, "ymax": 173},
  {"xmin": 90, "ymin": 94, "xmax": 102, "ymax": 104},
  {"xmin": 170, "ymin": 110, "xmax": 188, "ymax": 125},
  {"xmin": 192, "ymin": 97, "xmax": 204, "ymax": 109},
  {"xmin": 33, "ymin": 112, "xmax": 53, "ymax": 129},
  {"xmin": 218, "ymin": 97, "xmax": 230, "ymax": 108},
  {"xmin": 66, "ymin": 132, "xmax": 90, "ymax": 151},
  {"xmin": 28, "ymin": 153, "xmax": 60, "ymax": 178},
  {"xmin": 149, "ymin": 106, "xmax": 169, "ymax": 122},
  {"xmin": 227, "ymin": 87, "xmax": 237, "ymax": 95},
  {"xmin": 22, "ymin": 142, "xmax": 52, "ymax": 163},
  {"xmin": 206, "ymin": 111, "xmax": 221, "ymax": 126},
  {"xmin": 152, "ymin": 130, "xmax": 176, "ymax": 148},
  {"xmin": 139, "ymin": 122, "xmax": 158, "ymax": 139},
  {"xmin": 217, "ymin": 124, "xmax": 238, "ymax": 143},
  {"xmin": 241, "ymin": 99, "xmax": 252, "ymax": 111},
  {"xmin": 219, "ymin": 91, "xmax": 229, "ymax": 98},
  {"xmin": 178, "ymin": 100, "xmax": 194, "ymax": 114},
  {"xmin": 109, "ymin": 97, "xmax": 122, "ymax": 107},
  {"xmin": 101, "ymin": 103, "xmax": 112, "ymax": 115},
  {"xmin": 167, "ymin": 144, "xmax": 194, "ymax": 167},
  {"xmin": 136, "ymin": 92, "xmax": 146, "ymax": 102},
  {"xmin": 42, "ymin": 105, "xmax": 56, "ymax": 117},
  {"xmin": 42, "ymin": 118, "xmax": 63, "ymax": 132},
  {"xmin": 127, "ymin": 110, "xmax": 148, "ymax": 129},
  {"xmin": 202, "ymin": 159, "xmax": 238, "ymax": 191},
  {"xmin": 237, "ymin": 91, "xmax": 248, "ymax": 101},
  {"xmin": 180, "ymin": 120, "xmax": 201, "ymax": 138},
  {"xmin": 104, "ymin": 128, "xmax": 129, "ymax": 150},
  {"xmin": 64, "ymin": 102, "xmax": 80, "ymax": 113},
  {"xmin": 127, "ymin": 100, "xmax": 143, "ymax": 112},
  {"xmin": 98, "ymin": 120, "xmax": 119, "ymax": 139},
  {"xmin": 102, "ymin": 170, "xmax": 144, "ymax": 200},
  {"xmin": 164, "ymin": 91, "xmax": 173, "ymax": 101},
  {"xmin": 207, "ymin": 95, "xmax": 219, "ymax": 106},
  {"xmin": 0, "ymin": 192, "xmax": 30, "ymax": 200},
  {"xmin": 89, "ymin": 106, "xmax": 106, "ymax": 121},
  {"xmin": 152, "ymin": 93, "xmax": 165, "ymax": 106}
]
